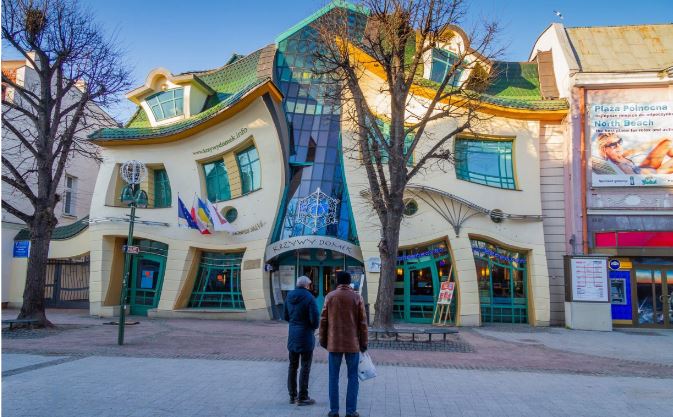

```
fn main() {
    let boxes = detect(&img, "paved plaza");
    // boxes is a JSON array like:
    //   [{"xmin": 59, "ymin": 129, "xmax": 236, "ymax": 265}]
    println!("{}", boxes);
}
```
[{"xmin": 3, "ymin": 309, "xmax": 673, "ymax": 416}]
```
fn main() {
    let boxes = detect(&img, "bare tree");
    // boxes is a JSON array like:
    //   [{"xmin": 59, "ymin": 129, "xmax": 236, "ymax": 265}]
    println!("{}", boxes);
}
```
[
  {"xmin": 314, "ymin": 0, "xmax": 501, "ymax": 329},
  {"xmin": 2, "ymin": 0, "xmax": 130, "ymax": 327}
]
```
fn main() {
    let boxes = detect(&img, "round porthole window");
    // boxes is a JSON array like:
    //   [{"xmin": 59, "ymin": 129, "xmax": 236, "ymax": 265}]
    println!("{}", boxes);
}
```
[
  {"xmin": 403, "ymin": 199, "xmax": 418, "ymax": 216},
  {"xmin": 221, "ymin": 207, "xmax": 238, "ymax": 223}
]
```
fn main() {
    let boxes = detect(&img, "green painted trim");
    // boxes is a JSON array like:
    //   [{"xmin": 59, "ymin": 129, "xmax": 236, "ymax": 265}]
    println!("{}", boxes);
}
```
[
  {"xmin": 275, "ymin": 0, "xmax": 368, "ymax": 44},
  {"xmin": 14, "ymin": 216, "xmax": 89, "ymax": 241}
]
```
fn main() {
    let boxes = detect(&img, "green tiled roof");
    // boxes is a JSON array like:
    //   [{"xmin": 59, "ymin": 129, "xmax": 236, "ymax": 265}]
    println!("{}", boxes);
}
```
[
  {"xmin": 90, "ymin": 78, "xmax": 269, "ymax": 141},
  {"xmin": 414, "ymin": 61, "xmax": 568, "ymax": 111},
  {"xmin": 14, "ymin": 216, "xmax": 89, "ymax": 241},
  {"xmin": 106, "ymin": 47, "xmax": 269, "ymax": 137}
]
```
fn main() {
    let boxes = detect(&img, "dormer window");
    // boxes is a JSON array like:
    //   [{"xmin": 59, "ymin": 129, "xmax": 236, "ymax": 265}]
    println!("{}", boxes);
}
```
[
  {"xmin": 146, "ymin": 88, "xmax": 184, "ymax": 121},
  {"xmin": 430, "ymin": 48, "xmax": 463, "ymax": 87}
]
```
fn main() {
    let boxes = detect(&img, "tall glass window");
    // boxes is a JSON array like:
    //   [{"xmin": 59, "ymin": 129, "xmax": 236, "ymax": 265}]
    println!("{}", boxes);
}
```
[
  {"xmin": 455, "ymin": 138, "xmax": 516, "ymax": 189},
  {"xmin": 272, "ymin": 10, "xmax": 367, "ymax": 243},
  {"xmin": 146, "ymin": 88, "xmax": 184, "ymax": 121},
  {"xmin": 429, "ymin": 48, "xmax": 463, "ymax": 86},
  {"xmin": 188, "ymin": 252, "xmax": 245, "ymax": 309},
  {"xmin": 236, "ymin": 146, "xmax": 261, "ymax": 195},
  {"xmin": 369, "ymin": 119, "xmax": 414, "ymax": 166},
  {"xmin": 203, "ymin": 160, "xmax": 231, "ymax": 202},
  {"xmin": 471, "ymin": 239, "xmax": 527, "ymax": 323},
  {"xmin": 153, "ymin": 169, "xmax": 171, "ymax": 208}
]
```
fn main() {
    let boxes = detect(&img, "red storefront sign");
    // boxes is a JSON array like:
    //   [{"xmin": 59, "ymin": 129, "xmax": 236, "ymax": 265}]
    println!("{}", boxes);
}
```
[{"xmin": 595, "ymin": 231, "xmax": 673, "ymax": 248}]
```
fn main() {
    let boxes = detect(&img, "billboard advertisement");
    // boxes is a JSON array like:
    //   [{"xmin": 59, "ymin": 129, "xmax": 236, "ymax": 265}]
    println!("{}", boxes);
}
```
[{"xmin": 588, "ymin": 88, "xmax": 673, "ymax": 187}]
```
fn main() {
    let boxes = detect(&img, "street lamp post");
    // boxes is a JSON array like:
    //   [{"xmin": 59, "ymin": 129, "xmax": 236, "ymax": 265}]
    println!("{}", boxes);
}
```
[{"xmin": 117, "ymin": 161, "xmax": 148, "ymax": 346}]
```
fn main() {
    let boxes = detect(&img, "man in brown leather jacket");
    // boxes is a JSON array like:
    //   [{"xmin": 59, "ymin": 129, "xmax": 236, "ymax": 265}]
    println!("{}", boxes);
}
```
[{"xmin": 319, "ymin": 271, "xmax": 368, "ymax": 417}]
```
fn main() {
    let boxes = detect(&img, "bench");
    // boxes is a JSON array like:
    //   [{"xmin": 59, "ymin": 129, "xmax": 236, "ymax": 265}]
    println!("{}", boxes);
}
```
[
  {"xmin": 369, "ymin": 326, "xmax": 458, "ymax": 342},
  {"xmin": 2, "ymin": 318, "xmax": 40, "ymax": 330}
]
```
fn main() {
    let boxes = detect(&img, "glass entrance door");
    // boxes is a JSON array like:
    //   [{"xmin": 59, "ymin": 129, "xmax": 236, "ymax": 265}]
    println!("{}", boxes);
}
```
[
  {"xmin": 635, "ymin": 267, "xmax": 671, "ymax": 327},
  {"xmin": 407, "ymin": 263, "xmax": 437, "ymax": 322},
  {"xmin": 129, "ymin": 253, "xmax": 166, "ymax": 316}
]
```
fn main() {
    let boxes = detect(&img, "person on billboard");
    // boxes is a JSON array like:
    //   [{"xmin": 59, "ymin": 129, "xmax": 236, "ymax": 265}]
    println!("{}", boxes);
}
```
[{"xmin": 593, "ymin": 133, "xmax": 673, "ymax": 175}]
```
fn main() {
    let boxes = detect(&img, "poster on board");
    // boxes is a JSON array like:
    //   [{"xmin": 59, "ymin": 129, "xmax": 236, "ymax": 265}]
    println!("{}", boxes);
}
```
[
  {"xmin": 570, "ymin": 258, "xmax": 608, "ymax": 302},
  {"xmin": 279, "ymin": 265, "xmax": 296, "ymax": 290},
  {"xmin": 587, "ymin": 89, "xmax": 673, "ymax": 187},
  {"xmin": 437, "ymin": 281, "xmax": 455, "ymax": 305}
]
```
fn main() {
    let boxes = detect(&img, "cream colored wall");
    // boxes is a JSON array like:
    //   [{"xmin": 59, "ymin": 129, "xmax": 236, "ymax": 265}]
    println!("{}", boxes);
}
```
[
  {"xmin": 6, "ymin": 228, "xmax": 91, "ymax": 306},
  {"xmin": 343, "ymin": 70, "xmax": 551, "ymax": 326},
  {"xmin": 87, "ymin": 97, "xmax": 284, "ymax": 318}
]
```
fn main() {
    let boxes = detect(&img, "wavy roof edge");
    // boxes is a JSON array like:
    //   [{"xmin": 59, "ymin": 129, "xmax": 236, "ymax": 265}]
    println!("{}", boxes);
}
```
[{"xmin": 14, "ymin": 216, "xmax": 89, "ymax": 241}]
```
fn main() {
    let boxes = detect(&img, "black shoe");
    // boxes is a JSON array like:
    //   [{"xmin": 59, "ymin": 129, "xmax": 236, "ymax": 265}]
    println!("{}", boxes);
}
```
[
  {"xmin": 297, "ymin": 397, "xmax": 316, "ymax": 406},
  {"xmin": 345, "ymin": 413, "xmax": 359, "ymax": 417},
  {"xmin": 327, "ymin": 412, "xmax": 339, "ymax": 417},
  {"xmin": 289, "ymin": 397, "xmax": 296, "ymax": 404}
]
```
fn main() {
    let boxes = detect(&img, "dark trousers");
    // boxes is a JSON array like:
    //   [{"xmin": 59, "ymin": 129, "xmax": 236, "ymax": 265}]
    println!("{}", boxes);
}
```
[{"xmin": 288, "ymin": 350, "xmax": 313, "ymax": 400}]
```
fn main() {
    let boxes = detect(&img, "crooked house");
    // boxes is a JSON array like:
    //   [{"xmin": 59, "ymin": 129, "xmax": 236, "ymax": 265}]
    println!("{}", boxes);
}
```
[{"xmin": 8, "ymin": 2, "xmax": 571, "ymax": 326}]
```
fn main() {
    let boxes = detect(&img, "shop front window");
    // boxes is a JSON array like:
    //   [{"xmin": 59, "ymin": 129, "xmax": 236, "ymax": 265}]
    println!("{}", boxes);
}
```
[
  {"xmin": 455, "ymin": 138, "xmax": 516, "ymax": 190},
  {"xmin": 471, "ymin": 238, "xmax": 528, "ymax": 324},
  {"xmin": 188, "ymin": 252, "xmax": 245, "ymax": 309},
  {"xmin": 395, "ymin": 240, "xmax": 455, "ymax": 323}
]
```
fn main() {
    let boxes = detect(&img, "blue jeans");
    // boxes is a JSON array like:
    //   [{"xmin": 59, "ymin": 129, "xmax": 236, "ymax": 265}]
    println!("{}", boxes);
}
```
[{"xmin": 328, "ymin": 352, "xmax": 359, "ymax": 415}]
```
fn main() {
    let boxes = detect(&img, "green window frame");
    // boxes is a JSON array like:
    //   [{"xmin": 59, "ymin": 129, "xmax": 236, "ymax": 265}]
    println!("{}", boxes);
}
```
[
  {"xmin": 236, "ymin": 146, "xmax": 261, "ymax": 195},
  {"xmin": 146, "ymin": 88, "xmax": 184, "ymax": 121},
  {"xmin": 153, "ymin": 169, "xmax": 171, "ymax": 208},
  {"xmin": 368, "ymin": 119, "xmax": 414, "ymax": 166},
  {"xmin": 429, "ymin": 48, "xmax": 463, "ymax": 86},
  {"xmin": 454, "ymin": 138, "xmax": 516, "ymax": 189},
  {"xmin": 203, "ymin": 159, "xmax": 231, "ymax": 202},
  {"xmin": 470, "ymin": 239, "xmax": 527, "ymax": 324},
  {"xmin": 188, "ymin": 252, "xmax": 245, "ymax": 310}
]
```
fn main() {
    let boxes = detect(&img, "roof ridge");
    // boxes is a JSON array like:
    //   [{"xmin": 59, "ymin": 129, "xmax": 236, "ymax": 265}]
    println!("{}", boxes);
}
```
[
  {"xmin": 567, "ymin": 23, "xmax": 673, "ymax": 29},
  {"xmin": 189, "ymin": 45, "xmax": 267, "ymax": 77}
]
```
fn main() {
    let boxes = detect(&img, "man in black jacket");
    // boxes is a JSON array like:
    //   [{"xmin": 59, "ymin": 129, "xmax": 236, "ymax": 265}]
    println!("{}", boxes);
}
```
[{"xmin": 284, "ymin": 275, "xmax": 319, "ymax": 406}]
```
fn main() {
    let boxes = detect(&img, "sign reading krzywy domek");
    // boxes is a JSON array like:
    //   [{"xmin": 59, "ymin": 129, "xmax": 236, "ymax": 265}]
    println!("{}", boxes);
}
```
[
  {"xmin": 265, "ymin": 236, "xmax": 363, "ymax": 261},
  {"xmin": 588, "ymin": 88, "xmax": 673, "ymax": 187}
]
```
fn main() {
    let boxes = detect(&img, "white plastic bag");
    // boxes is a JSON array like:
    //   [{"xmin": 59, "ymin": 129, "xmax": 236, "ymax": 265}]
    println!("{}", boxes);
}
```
[{"xmin": 358, "ymin": 352, "xmax": 377, "ymax": 381}]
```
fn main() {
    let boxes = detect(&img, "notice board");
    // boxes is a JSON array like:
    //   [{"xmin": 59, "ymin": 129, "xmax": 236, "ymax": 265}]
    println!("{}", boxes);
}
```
[{"xmin": 564, "ymin": 256, "xmax": 609, "ymax": 302}]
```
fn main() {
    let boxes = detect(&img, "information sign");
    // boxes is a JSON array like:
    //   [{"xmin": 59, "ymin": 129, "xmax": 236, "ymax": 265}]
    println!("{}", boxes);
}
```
[
  {"xmin": 123, "ymin": 245, "xmax": 140, "ymax": 254},
  {"xmin": 13, "ymin": 241, "xmax": 30, "ymax": 258},
  {"xmin": 570, "ymin": 257, "xmax": 608, "ymax": 302},
  {"xmin": 279, "ymin": 265, "xmax": 296, "ymax": 290}
]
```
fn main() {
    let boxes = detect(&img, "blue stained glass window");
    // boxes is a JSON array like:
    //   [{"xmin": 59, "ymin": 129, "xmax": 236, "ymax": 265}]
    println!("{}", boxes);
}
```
[
  {"xmin": 454, "ymin": 138, "xmax": 516, "ymax": 189},
  {"xmin": 272, "ymin": 9, "xmax": 367, "ymax": 243},
  {"xmin": 203, "ymin": 160, "xmax": 231, "ymax": 202},
  {"xmin": 236, "ymin": 146, "xmax": 261, "ymax": 195},
  {"xmin": 154, "ymin": 169, "xmax": 171, "ymax": 208},
  {"xmin": 429, "ymin": 49, "xmax": 463, "ymax": 87},
  {"xmin": 146, "ymin": 88, "xmax": 184, "ymax": 121}
]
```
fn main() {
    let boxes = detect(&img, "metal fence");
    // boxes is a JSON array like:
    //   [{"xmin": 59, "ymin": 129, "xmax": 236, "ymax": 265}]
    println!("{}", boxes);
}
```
[{"xmin": 44, "ymin": 257, "xmax": 90, "ymax": 308}]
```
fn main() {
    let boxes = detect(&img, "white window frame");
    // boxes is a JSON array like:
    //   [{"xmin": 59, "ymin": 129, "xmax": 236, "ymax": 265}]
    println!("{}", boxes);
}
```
[{"xmin": 63, "ymin": 175, "xmax": 76, "ymax": 216}]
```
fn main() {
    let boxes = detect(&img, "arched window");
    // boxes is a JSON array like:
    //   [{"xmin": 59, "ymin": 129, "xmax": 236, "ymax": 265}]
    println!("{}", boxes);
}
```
[
  {"xmin": 146, "ymin": 88, "xmax": 184, "ymax": 121},
  {"xmin": 470, "ymin": 239, "xmax": 528, "ymax": 323},
  {"xmin": 203, "ymin": 159, "xmax": 231, "ymax": 202},
  {"xmin": 429, "ymin": 48, "xmax": 463, "ymax": 87}
]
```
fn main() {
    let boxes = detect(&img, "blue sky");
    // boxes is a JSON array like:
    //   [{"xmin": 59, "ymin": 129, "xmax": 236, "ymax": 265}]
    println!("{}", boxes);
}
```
[{"xmin": 3, "ymin": 0, "xmax": 672, "ymax": 122}]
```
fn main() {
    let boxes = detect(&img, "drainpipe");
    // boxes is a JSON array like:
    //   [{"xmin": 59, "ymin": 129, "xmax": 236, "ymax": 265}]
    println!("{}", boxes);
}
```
[{"xmin": 578, "ymin": 87, "xmax": 589, "ymax": 254}]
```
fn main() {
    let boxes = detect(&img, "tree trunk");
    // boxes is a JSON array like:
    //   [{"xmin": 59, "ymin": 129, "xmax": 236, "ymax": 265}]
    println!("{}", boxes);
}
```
[
  {"xmin": 372, "ymin": 211, "xmax": 403, "ymax": 331},
  {"xmin": 17, "ymin": 210, "xmax": 56, "ymax": 328}
]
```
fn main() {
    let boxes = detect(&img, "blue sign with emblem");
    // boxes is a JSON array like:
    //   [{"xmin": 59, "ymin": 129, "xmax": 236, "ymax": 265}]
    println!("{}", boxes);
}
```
[
  {"xmin": 609, "ymin": 259, "xmax": 621, "ymax": 270},
  {"xmin": 13, "ymin": 241, "xmax": 30, "ymax": 258}
]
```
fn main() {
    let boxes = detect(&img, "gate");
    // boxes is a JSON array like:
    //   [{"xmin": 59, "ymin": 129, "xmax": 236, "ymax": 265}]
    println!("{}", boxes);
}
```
[{"xmin": 44, "ymin": 257, "xmax": 90, "ymax": 308}]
